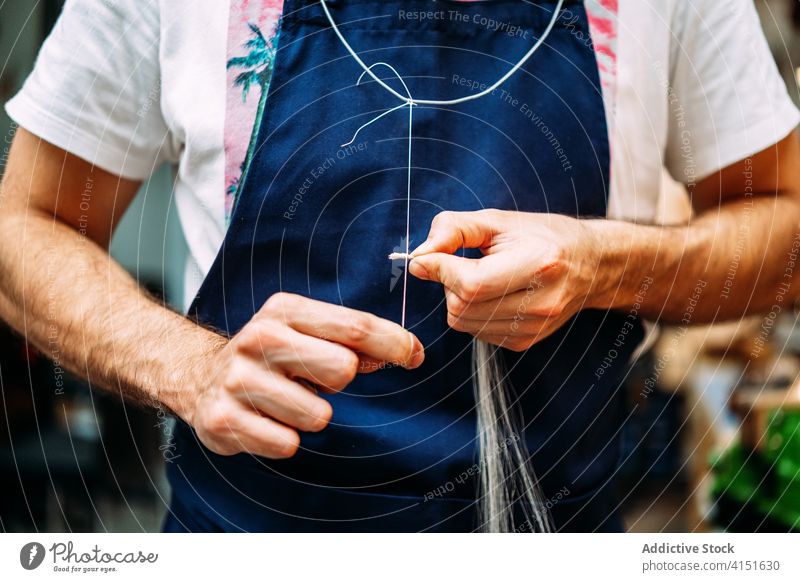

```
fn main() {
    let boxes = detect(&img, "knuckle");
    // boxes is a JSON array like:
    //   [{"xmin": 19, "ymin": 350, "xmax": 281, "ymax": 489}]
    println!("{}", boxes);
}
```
[
  {"xmin": 333, "ymin": 351, "xmax": 360, "ymax": 388},
  {"xmin": 236, "ymin": 320, "xmax": 283, "ymax": 353},
  {"xmin": 549, "ymin": 301, "xmax": 566, "ymax": 319},
  {"xmin": 396, "ymin": 333, "xmax": 417, "ymax": 365},
  {"xmin": 455, "ymin": 275, "xmax": 482, "ymax": 302},
  {"xmin": 446, "ymin": 293, "xmax": 469, "ymax": 318},
  {"xmin": 233, "ymin": 320, "xmax": 267, "ymax": 353},
  {"xmin": 530, "ymin": 299, "xmax": 566, "ymax": 319},
  {"xmin": 447, "ymin": 312, "xmax": 467, "ymax": 332},
  {"xmin": 541, "ymin": 246, "xmax": 568, "ymax": 278},
  {"xmin": 507, "ymin": 338, "xmax": 533, "ymax": 353},
  {"xmin": 202, "ymin": 403, "xmax": 237, "ymax": 436},
  {"xmin": 504, "ymin": 339, "xmax": 523, "ymax": 352},
  {"xmin": 304, "ymin": 401, "xmax": 333, "ymax": 433},
  {"xmin": 478, "ymin": 208, "xmax": 502, "ymax": 220},
  {"xmin": 264, "ymin": 291, "xmax": 298, "ymax": 314},
  {"xmin": 232, "ymin": 326, "xmax": 258, "ymax": 353},
  {"xmin": 430, "ymin": 210, "xmax": 455, "ymax": 231},
  {"xmin": 344, "ymin": 313, "xmax": 372, "ymax": 344},
  {"xmin": 220, "ymin": 359, "xmax": 250, "ymax": 393},
  {"xmin": 262, "ymin": 292, "xmax": 284, "ymax": 313},
  {"xmin": 205, "ymin": 439, "xmax": 238, "ymax": 457},
  {"xmin": 271, "ymin": 431, "xmax": 301, "ymax": 459}
]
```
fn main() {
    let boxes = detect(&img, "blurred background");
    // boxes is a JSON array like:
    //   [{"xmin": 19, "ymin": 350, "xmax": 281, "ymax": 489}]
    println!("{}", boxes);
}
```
[{"xmin": 1, "ymin": 0, "xmax": 800, "ymax": 532}]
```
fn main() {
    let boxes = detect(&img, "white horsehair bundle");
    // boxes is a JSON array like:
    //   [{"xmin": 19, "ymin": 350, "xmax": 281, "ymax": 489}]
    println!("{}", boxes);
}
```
[
  {"xmin": 389, "ymin": 253, "xmax": 553, "ymax": 532},
  {"xmin": 473, "ymin": 340, "xmax": 553, "ymax": 533}
]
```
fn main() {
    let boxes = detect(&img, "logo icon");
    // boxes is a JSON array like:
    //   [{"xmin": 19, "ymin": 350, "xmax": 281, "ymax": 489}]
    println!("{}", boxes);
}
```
[
  {"xmin": 390, "ymin": 236, "xmax": 411, "ymax": 293},
  {"xmin": 20, "ymin": 542, "xmax": 46, "ymax": 570}
]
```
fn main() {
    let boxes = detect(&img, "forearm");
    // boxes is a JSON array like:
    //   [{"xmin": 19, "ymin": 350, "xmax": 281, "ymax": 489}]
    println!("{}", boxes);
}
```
[
  {"xmin": 590, "ymin": 194, "xmax": 800, "ymax": 324},
  {"xmin": 0, "ymin": 207, "xmax": 226, "ymax": 421}
]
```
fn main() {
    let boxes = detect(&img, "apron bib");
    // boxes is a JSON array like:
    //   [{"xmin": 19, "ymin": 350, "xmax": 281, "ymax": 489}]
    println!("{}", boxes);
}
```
[{"xmin": 166, "ymin": 0, "xmax": 643, "ymax": 532}]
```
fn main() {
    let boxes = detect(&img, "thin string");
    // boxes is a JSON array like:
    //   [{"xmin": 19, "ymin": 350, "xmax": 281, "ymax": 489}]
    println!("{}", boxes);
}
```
[
  {"xmin": 340, "ymin": 63, "xmax": 416, "ymax": 327},
  {"xmin": 328, "ymin": 0, "xmax": 564, "ymax": 326},
  {"xmin": 319, "ymin": 0, "xmax": 565, "ymax": 106},
  {"xmin": 324, "ymin": 0, "xmax": 562, "ymax": 532},
  {"xmin": 402, "ymin": 99, "xmax": 413, "ymax": 328}
]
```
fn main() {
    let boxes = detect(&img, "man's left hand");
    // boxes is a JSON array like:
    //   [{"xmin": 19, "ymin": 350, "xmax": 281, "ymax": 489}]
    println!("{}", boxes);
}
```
[{"xmin": 408, "ymin": 209, "xmax": 607, "ymax": 351}]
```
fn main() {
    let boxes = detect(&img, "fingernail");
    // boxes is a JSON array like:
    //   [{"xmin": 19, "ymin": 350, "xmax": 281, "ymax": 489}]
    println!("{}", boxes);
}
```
[
  {"xmin": 408, "ymin": 259, "xmax": 430, "ymax": 280},
  {"xmin": 410, "ymin": 347, "xmax": 425, "ymax": 369},
  {"xmin": 410, "ymin": 240, "xmax": 433, "ymax": 256}
]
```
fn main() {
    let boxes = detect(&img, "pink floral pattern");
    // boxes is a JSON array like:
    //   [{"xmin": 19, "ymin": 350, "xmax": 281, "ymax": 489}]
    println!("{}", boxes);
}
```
[
  {"xmin": 585, "ymin": 0, "xmax": 618, "ymax": 113},
  {"xmin": 225, "ymin": 1, "xmax": 283, "ymax": 217}
]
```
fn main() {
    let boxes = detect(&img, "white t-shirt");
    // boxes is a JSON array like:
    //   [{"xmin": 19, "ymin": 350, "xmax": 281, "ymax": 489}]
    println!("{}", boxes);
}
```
[{"xmin": 6, "ymin": 0, "xmax": 799, "ymax": 311}]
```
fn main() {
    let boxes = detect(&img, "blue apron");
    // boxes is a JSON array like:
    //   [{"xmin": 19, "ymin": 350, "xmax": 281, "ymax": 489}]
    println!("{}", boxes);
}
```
[{"xmin": 165, "ymin": 0, "xmax": 643, "ymax": 532}]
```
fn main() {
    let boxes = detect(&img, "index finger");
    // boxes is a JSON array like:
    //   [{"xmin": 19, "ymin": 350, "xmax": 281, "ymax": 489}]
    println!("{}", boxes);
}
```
[
  {"xmin": 260, "ymin": 294, "xmax": 425, "ymax": 369},
  {"xmin": 409, "ymin": 210, "xmax": 498, "ymax": 257}
]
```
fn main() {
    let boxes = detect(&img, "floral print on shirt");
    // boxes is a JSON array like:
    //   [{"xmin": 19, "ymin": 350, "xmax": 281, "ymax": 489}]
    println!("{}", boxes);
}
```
[{"xmin": 225, "ymin": 1, "xmax": 283, "ymax": 218}]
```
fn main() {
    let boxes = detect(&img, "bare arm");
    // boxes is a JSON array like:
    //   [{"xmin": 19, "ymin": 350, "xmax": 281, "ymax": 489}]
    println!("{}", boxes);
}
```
[
  {"xmin": 406, "ymin": 132, "xmax": 800, "ymax": 350},
  {"xmin": 0, "ymin": 128, "xmax": 212, "ymax": 414},
  {"xmin": 594, "ymin": 131, "xmax": 800, "ymax": 323},
  {"xmin": 0, "ymin": 128, "xmax": 423, "ymax": 457}
]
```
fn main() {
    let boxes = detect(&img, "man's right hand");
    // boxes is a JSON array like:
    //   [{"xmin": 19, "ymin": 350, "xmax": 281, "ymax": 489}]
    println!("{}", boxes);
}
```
[
  {"xmin": 0, "ymin": 130, "xmax": 424, "ymax": 465},
  {"xmin": 186, "ymin": 293, "xmax": 425, "ymax": 459}
]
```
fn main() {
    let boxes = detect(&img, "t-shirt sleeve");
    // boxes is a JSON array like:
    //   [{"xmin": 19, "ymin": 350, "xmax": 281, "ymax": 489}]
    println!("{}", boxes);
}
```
[
  {"xmin": 4, "ymin": 0, "xmax": 177, "ymax": 180},
  {"xmin": 664, "ymin": 0, "xmax": 800, "ymax": 185}
]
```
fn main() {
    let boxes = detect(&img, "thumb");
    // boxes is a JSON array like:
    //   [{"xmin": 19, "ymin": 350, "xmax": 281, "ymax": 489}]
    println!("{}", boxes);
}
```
[
  {"xmin": 410, "ymin": 210, "xmax": 496, "ymax": 257},
  {"xmin": 409, "ymin": 252, "xmax": 479, "ymax": 289}
]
